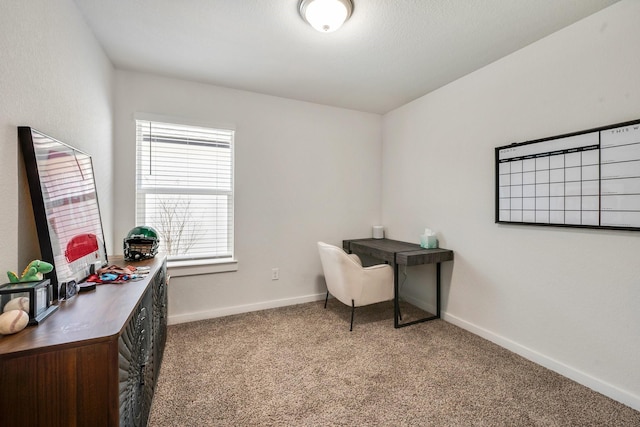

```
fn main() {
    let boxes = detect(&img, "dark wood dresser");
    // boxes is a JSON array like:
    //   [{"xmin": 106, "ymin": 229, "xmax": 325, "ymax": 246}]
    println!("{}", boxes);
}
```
[{"xmin": 0, "ymin": 256, "xmax": 167, "ymax": 427}]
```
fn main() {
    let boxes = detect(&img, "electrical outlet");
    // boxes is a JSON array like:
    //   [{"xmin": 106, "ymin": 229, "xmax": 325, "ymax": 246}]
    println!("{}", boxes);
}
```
[{"xmin": 271, "ymin": 268, "xmax": 279, "ymax": 280}]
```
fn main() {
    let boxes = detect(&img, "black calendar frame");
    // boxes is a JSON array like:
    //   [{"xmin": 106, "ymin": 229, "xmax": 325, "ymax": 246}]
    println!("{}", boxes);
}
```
[{"xmin": 495, "ymin": 117, "xmax": 640, "ymax": 232}]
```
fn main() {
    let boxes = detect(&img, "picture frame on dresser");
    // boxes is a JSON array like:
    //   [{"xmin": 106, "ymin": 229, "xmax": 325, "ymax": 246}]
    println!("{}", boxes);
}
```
[{"xmin": 18, "ymin": 127, "xmax": 109, "ymax": 301}]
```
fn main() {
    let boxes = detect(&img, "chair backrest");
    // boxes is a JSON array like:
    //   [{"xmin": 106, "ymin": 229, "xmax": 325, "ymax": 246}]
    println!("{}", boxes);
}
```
[{"xmin": 317, "ymin": 242, "xmax": 363, "ymax": 306}]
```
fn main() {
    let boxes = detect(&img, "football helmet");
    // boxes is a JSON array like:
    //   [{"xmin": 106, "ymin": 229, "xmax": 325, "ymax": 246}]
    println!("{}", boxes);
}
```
[{"xmin": 123, "ymin": 226, "xmax": 159, "ymax": 261}]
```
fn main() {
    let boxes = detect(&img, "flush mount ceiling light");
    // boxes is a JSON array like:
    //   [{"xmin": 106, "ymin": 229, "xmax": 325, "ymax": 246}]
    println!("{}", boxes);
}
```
[{"xmin": 299, "ymin": 0, "xmax": 353, "ymax": 33}]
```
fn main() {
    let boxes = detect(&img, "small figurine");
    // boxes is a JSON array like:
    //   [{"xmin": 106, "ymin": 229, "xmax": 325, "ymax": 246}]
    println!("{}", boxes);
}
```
[{"xmin": 7, "ymin": 260, "xmax": 54, "ymax": 283}]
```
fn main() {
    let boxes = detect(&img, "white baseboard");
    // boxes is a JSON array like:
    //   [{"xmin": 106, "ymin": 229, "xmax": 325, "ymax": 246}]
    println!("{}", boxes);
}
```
[
  {"xmin": 167, "ymin": 292, "xmax": 326, "ymax": 325},
  {"xmin": 443, "ymin": 311, "xmax": 640, "ymax": 412}
]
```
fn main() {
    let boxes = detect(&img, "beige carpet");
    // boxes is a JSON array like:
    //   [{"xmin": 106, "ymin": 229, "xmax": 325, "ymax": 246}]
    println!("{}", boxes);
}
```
[{"xmin": 148, "ymin": 301, "xmax": 639, "ymax": 426}]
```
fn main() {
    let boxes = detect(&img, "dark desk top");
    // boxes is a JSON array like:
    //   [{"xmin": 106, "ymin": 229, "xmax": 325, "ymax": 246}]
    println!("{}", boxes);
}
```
[{"xmin": 343, "ymin": 238, "xmax": 454, "ymax": 266}]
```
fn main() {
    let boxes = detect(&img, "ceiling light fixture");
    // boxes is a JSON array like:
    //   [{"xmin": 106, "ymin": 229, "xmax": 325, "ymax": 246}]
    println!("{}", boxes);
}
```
[{"xmin": 299, "ymin": 0, "xmax": 353, "ymax": 33}]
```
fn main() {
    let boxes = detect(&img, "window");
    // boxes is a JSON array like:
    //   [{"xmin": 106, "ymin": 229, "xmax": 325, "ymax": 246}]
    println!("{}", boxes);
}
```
[{"xmin": 135, "ymin": 119, "xmax": 234, "ymax": 263}]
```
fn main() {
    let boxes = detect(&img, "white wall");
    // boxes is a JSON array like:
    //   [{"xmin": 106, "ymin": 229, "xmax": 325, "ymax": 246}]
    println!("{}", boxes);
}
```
[
  {"xmin": 382, "ymin": 0, "xmax": 640, "ymax": 410},
  {"xmin": 114, "ymin": 71, "xmax": 382, "ymax": 323},
  {"xmin": 5, "ymin": 0, "xmax": 635, "ymax": 411},
  {"xmin": 0, "ymin": 1, "xmax": 114, "ymax": 275}
]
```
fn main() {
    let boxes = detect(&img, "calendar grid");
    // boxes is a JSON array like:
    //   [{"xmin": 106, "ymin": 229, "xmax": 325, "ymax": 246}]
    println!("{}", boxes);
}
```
[{"xmin": 496, "ymin": 119, "xmax": 640, "ymax": 230}]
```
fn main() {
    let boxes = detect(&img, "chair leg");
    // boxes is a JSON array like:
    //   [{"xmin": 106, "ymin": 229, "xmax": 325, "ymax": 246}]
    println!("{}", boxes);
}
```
[
  {"xmin": 324, "ymin": 290, "xmax": 329, "ymax": 308},
  {"xmin": 398, "ymin": 303, "xmax": 402, "ymax": 321},
  {"xmin": 350, "ymin": 299, "xmax": 355, "ymax": 332}
]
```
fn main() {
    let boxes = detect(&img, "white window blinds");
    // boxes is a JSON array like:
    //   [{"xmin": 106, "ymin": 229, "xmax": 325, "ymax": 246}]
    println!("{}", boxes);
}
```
[{"xmin": 135, "ymin": 119, "xmax": 234, "ymax": 261}]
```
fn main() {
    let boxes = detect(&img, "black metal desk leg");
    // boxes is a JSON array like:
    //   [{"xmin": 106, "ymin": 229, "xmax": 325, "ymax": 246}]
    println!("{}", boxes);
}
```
[
  {"xmin": 394, "ymin": 262, "xmax": 400, "ymax": 328},
  {"xmin": 436, "ymin": 262, "xmax": 441, "ymax": 318}
]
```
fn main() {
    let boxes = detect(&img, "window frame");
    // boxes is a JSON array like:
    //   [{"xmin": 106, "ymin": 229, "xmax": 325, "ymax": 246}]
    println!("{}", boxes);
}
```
[{"xmin": 133, "ymin": 113, "xmax": 238, "ymax": 276}]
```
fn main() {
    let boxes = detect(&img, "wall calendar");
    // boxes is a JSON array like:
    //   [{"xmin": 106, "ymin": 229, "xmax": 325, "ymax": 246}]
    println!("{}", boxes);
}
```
[{"xmin": 495, "ymin": 118, "xmax": 640, "ymax": 231}]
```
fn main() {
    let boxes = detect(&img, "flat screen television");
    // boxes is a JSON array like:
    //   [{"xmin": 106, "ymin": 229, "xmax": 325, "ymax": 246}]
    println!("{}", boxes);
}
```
[{"xmin": 19, "ymin": 127, "xmax": 108, "ymax": 300}]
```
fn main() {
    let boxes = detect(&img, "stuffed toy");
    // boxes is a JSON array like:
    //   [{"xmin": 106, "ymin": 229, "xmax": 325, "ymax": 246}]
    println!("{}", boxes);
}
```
[{"xmin": 7, "ymin": 260, "xmax": 54, "ymax": 283}]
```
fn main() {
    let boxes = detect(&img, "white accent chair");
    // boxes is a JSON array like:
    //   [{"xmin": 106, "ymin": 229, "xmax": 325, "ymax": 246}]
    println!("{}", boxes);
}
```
[{"xmin": 317, "ymin": 242, "xmax": 395, "ymax": 331}]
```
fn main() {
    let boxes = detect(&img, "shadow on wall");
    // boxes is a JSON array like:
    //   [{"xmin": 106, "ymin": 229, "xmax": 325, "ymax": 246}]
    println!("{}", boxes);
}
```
[
  {"xmin": 315, "ymin": 274, "xmax": 327, "ymax": 295},
  {"xmin": 17, "ymin": 153, "xmax": 41, "ymax": 266}
]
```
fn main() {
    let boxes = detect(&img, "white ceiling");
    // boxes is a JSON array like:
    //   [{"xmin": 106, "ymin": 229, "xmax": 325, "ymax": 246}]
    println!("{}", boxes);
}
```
[{"xmin": 73, "ymin": 0, "xmax": 619, "ymax": 114}]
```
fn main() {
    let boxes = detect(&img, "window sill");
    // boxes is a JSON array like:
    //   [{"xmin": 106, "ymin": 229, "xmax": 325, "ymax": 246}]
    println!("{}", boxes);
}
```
[{"xmin": 167, "ymin": 258, "xmax": 238, "ymax": 277}]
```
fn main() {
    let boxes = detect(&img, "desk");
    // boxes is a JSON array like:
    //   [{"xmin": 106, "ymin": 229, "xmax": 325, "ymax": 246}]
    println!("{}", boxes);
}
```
[{"xmin": 343, "ymin": 238, "xmax": 454, "ymax": 328}]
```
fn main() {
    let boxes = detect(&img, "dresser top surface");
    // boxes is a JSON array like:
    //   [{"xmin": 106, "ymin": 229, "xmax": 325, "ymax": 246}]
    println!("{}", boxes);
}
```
[{"xmin": 0, "ymin": 256, "xmax": 165, "ymax": 357}]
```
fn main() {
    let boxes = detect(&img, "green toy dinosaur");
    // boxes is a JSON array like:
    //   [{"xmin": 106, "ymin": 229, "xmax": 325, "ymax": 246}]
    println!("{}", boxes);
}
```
[{"xmin": 7, "ymin": 260, "xmax": 54, "ymax": 283}]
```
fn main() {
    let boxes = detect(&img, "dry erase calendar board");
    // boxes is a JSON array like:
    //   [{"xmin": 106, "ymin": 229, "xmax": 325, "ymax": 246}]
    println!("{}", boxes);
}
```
[{"xmin": 495, "ymin": 118, "xmax": 640, "ymax": 231}]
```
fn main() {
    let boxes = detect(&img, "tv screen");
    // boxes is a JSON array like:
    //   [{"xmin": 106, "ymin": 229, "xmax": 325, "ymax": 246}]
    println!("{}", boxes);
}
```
[{"xmin": 19, "ymin": 127, "xmax": 108, "ymax": 300}]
